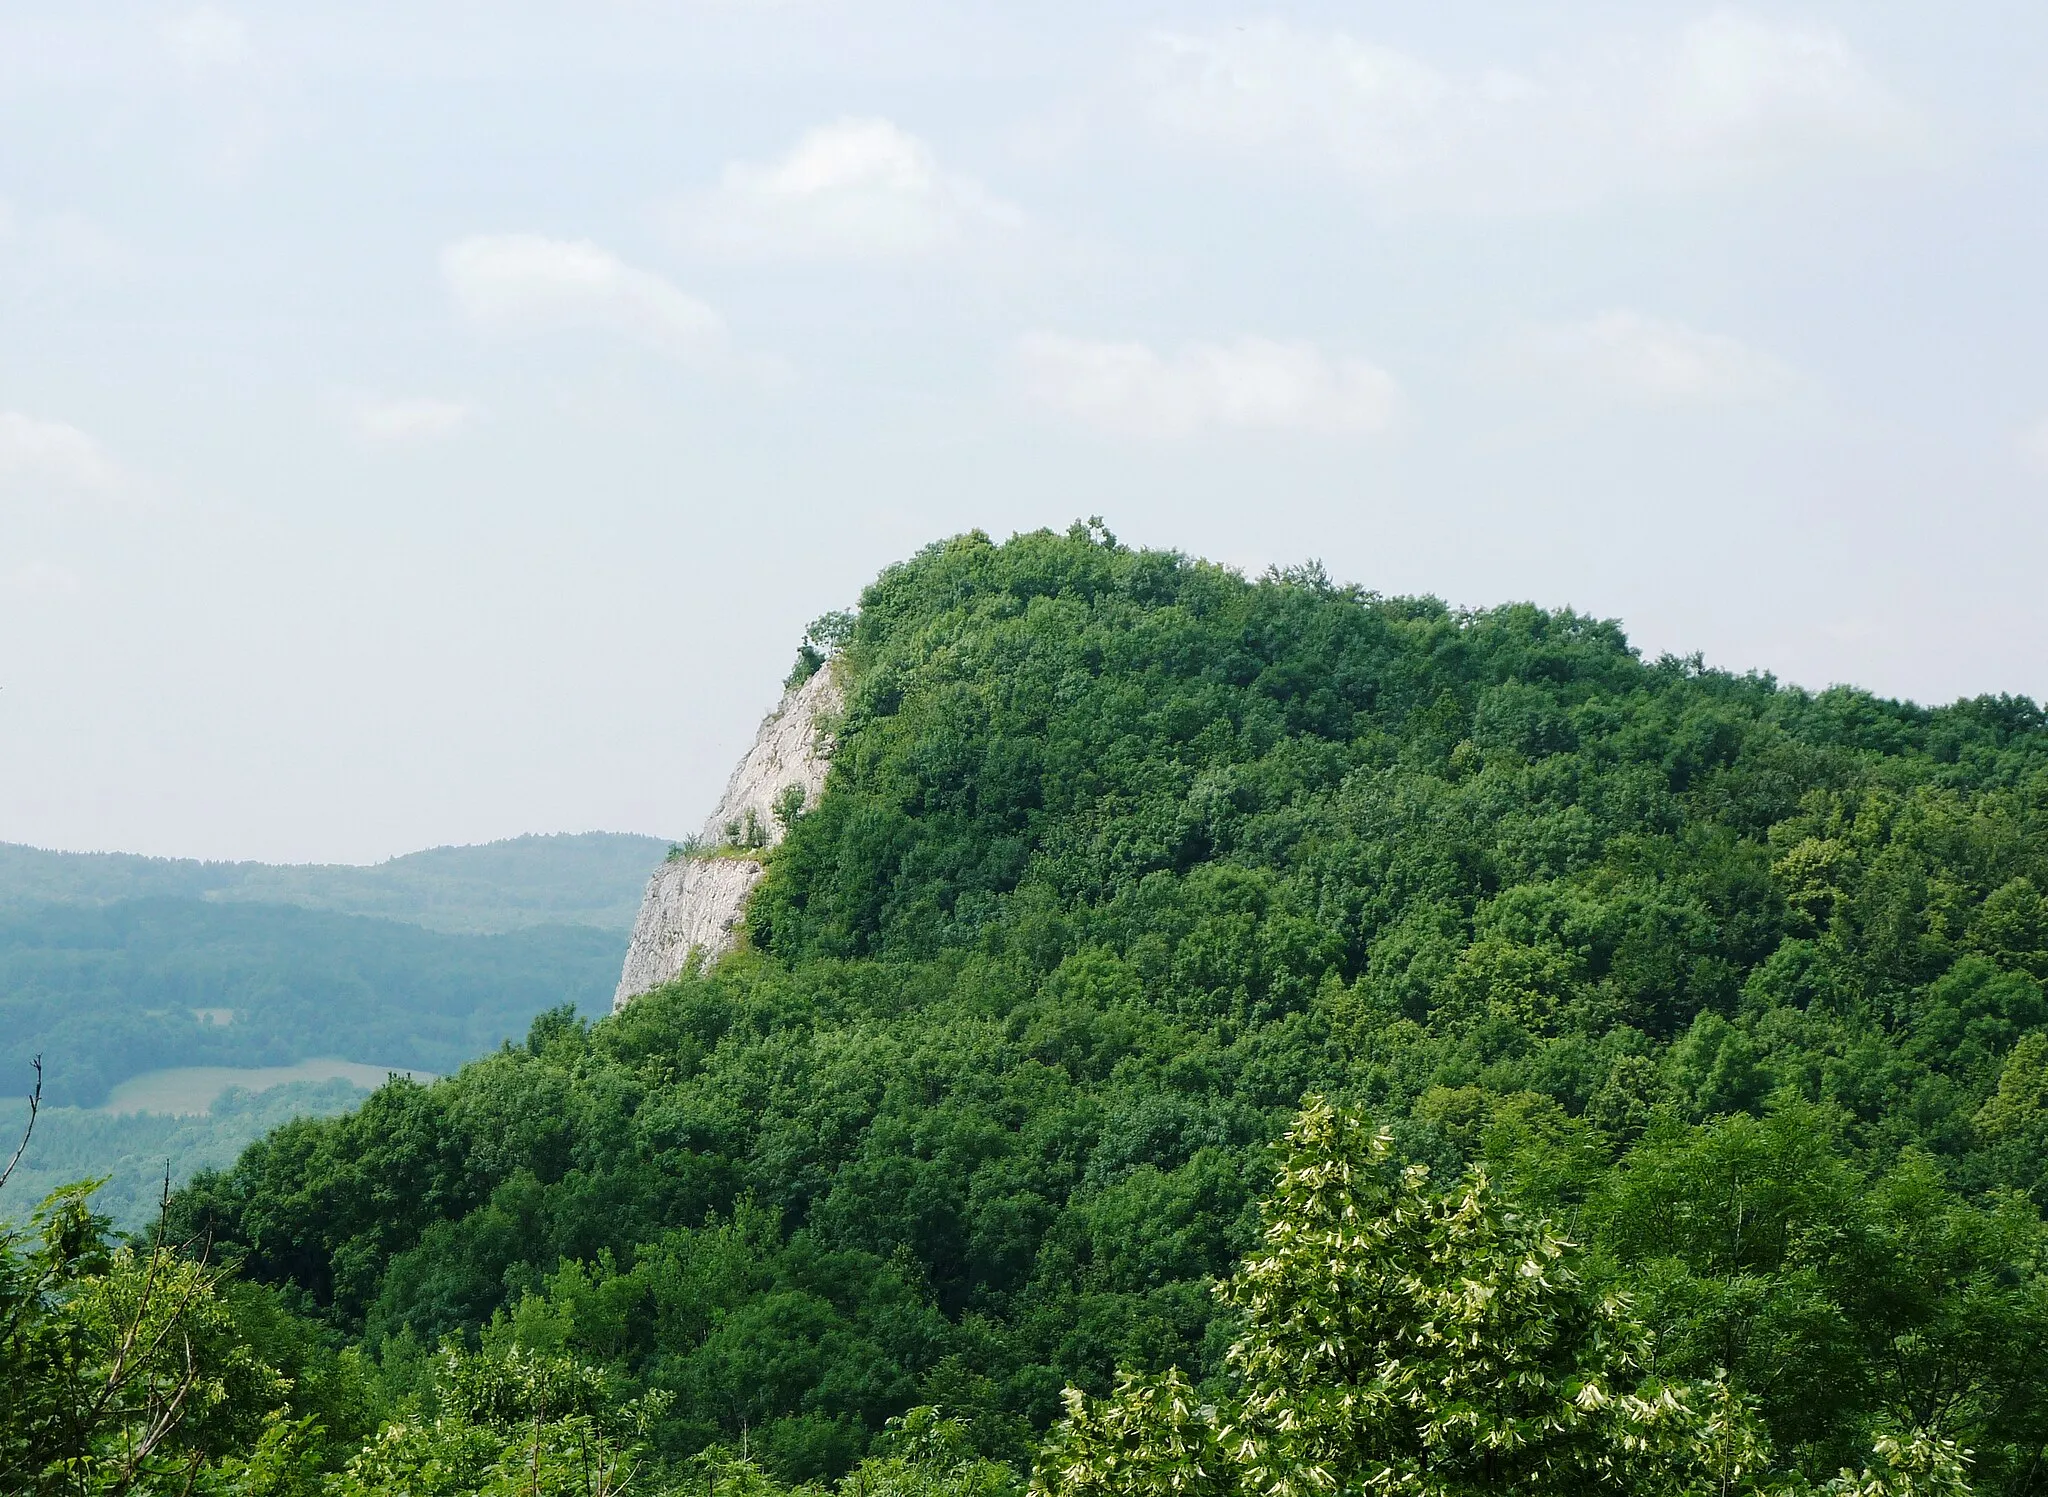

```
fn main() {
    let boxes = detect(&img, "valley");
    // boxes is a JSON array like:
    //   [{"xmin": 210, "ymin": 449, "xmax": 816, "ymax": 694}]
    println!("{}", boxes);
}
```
[{"xmin": 0, "ymin": 832, "xmax": 665, "ymax": 1228}]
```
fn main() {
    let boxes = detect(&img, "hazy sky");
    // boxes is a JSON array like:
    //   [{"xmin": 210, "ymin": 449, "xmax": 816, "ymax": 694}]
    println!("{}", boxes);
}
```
[{"xmin": 3, "ymin": 2, "xmax": 2046, "ymax": 863}]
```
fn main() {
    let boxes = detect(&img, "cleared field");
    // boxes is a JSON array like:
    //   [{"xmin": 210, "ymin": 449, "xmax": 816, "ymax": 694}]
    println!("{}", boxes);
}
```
[{"xmin": 99, "ymin": 1058, "xmax": 434, "ymax": 1115}]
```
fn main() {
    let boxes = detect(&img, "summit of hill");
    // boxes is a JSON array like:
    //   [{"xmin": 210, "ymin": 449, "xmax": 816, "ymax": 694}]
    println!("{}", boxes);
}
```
[{"xmin": 168, "ymin": 525, "xmax": 2048, "ymax": 1492}]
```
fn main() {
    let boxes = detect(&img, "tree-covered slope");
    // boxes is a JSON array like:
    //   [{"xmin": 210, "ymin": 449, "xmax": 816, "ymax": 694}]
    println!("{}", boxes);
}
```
[{"xmin": 173, "ymin": 527, "xmax": 2048, "ymax": 1490}]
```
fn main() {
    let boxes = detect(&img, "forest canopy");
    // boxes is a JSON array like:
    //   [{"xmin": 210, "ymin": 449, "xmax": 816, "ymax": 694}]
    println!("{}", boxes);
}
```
[{"xmin": 30, "ymin": 524, "xmax": 2048, "ymax": 1494}]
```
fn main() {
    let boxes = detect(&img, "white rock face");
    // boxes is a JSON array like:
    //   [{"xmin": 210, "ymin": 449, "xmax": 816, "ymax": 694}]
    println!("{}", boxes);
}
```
[
  {"xmin": 698, "ymin": 665, "xmax": 842, "ymax": 850},
  {"xmin": 611, "ymin": 856, "xmax": 764, "ymax": 1006},
  {"xmin": 612, "ymin": 665, "xmax": 842, "ymax": 1010}
]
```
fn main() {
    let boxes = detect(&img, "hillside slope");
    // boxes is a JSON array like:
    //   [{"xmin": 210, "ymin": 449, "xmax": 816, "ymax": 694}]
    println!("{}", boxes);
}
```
[{"xmin": 175, "ymin": 527, "xmax": 2048, "ymax": 1490}]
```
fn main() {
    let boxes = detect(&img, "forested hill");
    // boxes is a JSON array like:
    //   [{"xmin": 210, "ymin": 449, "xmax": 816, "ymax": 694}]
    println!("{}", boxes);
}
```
[
  {"xmin": 0, "ymin": 833, "xmax": 665, "ymax": 1110},
  {"xmin": 0, "ymin": 830, "xmax": 669, "ymax": 934},
  {"xmin": 0, "ymin": 901, "xmax": 624, "ymax": 1106},
  {"xmin": 174, "ymin": 526, "xmax": 2048, "ymax": 1491}
]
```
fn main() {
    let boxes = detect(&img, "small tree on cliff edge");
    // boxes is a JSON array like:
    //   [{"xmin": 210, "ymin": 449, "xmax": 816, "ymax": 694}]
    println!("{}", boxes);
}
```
[{"xmin": 1033, "ymin": 1097, "xmax": 1969, "ymax": 1497}]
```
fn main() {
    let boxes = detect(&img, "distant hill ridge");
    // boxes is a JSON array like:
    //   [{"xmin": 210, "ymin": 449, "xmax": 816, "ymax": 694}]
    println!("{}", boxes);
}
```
[{"xmin": 0, "ymin": 830, "xmax": 671, "ymax": 935}]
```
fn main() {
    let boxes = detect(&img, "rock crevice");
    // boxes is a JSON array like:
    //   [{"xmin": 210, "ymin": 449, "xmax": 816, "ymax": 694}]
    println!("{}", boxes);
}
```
[{"xmin": 612, "ymin": 665, "xmax": 841, "ymax": 1010}]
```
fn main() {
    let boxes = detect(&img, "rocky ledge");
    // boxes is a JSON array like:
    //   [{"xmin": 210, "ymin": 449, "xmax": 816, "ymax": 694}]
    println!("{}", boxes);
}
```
[{"xmin": 611, "ymin": 664, "xmax": 841, "ymax": 1010}]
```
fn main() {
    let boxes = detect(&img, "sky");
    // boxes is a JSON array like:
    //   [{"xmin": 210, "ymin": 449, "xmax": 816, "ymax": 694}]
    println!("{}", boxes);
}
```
[{"xmin": 2, "ymin": 2, "xmax": 2046, "ymax": 864}]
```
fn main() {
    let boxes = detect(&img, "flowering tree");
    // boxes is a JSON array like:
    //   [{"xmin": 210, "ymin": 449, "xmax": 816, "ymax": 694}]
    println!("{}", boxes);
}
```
[{"xmin": 1035, "ymin": 1099, "xmax": 1967, "ymax": 1497}]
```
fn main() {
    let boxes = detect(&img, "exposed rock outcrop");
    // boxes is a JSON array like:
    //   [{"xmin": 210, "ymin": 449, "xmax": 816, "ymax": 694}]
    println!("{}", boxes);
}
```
[
  {"xmin": 695, "ymin": 664, "xmax": 841, "ymax": 851},
  {"xmin": 610, "ymin": 856, "xmax": 764, "ymax": 1005},
  {"xmin": 612, "ymin": 665, "xmax": 841, "ymax": 1010}
]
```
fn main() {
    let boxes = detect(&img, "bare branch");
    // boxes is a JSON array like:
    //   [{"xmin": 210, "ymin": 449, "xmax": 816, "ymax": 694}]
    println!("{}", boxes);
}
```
[
  {"xmin": 128, "ymin": 1329, "xmax": 203, "ymax": 1465},
  {"xmin": 0, "ymin": 1055, "xmax": 43, "ymax": 1196}
]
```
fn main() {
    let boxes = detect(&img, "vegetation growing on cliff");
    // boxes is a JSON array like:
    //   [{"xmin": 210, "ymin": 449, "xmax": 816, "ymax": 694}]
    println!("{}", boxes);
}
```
[{"xmin": 27, "ymin": 524, "xmax": 2048, "ymax": 1493}]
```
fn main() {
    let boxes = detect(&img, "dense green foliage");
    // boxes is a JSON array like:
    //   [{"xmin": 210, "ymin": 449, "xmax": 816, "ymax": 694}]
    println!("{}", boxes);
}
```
[
  {"xmin": 156, "ymin": 527, "xmax": 2048, "ymax": 1492},
  {"xmin": 0, "ymin": 1158, "xmax": 1012, "ymax": 1497},
  {"xmin": 0, "ymin": 899, "xmax": 623, "ymax": 1106},
  {"xmin": 0, "ymin": 1172, "xmax": 381, "ymax": 1495},
  {"xmin": 1042, "ymin": 1099, "xmax": 1739, "ymax": 1497},
  {"xmin": 1040, "ymin": 1098, "xmax": 1976, "ymax": 1497},
  {"xmin": 0, "ymin": 833, "xmax": 669, "ymax": 935}
]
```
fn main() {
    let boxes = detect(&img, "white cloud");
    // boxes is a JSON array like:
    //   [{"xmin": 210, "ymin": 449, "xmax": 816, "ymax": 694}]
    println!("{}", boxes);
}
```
[
  {"xmin": 677, "ymin": 118, "xmax": 1023, "ymax": 261},
  {"xmin": 1509, "ymin": 311, "xmax": 1796, "ymax": 405},
  {"xmin": 3, "ymin": 559, "xmax": 82, "ymax": 598},
  {"xmin": 442, "ymin": 235, "xmax": 728, "ymax": 361},
  {"xmin": 343, "ymin": 395, "xmax": 479, "ymax": 445},
  {"xmin": 161, "ymin": 6, "xmax": 255, "ymax": 76},
  {"xmin": 1661, "ymin": 13, "xmax": 1907, "ymax": 166},
  {"xmin": 2019, "ymin": 417, "xmax": 2048, "ymax": 477},
  {"xmin": 0, "ymin": 202, "xmax": 140, "ymax": 283},
  {"xmin": 0, "ymin": 411, "xmax": 138, "ymax": 500},
  {"xmin": 1137, "ymin": 13, "xmax": 1915, "ymax": 210},
  {"xmin": 158, "ymin": 8, "xmax": 274, "ymax": 183},
  {"xmin": 1139, "ymin": 26, "xmax": 1458, "ymax": 185},
  {"xmin": 29, "ymin": 212, "xmax": 139, "ymax": 278},
  {"xmin": 1018, "ymin": 333, "xmax": 1400, "ymax": 438}
]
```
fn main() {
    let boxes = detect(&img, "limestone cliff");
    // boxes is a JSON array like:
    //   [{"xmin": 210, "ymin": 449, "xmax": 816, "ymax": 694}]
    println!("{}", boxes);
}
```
[
  {"xmin": 610, "ymin": 856, "xmax": 765, "ymax": 1006},
  {"xmin": 612, "ymin": 664, "xmax": 841, "ymax": 1009},
  {"xmin": 694, "ymin": 663, "xmax": 841, "ymax": 851}
]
